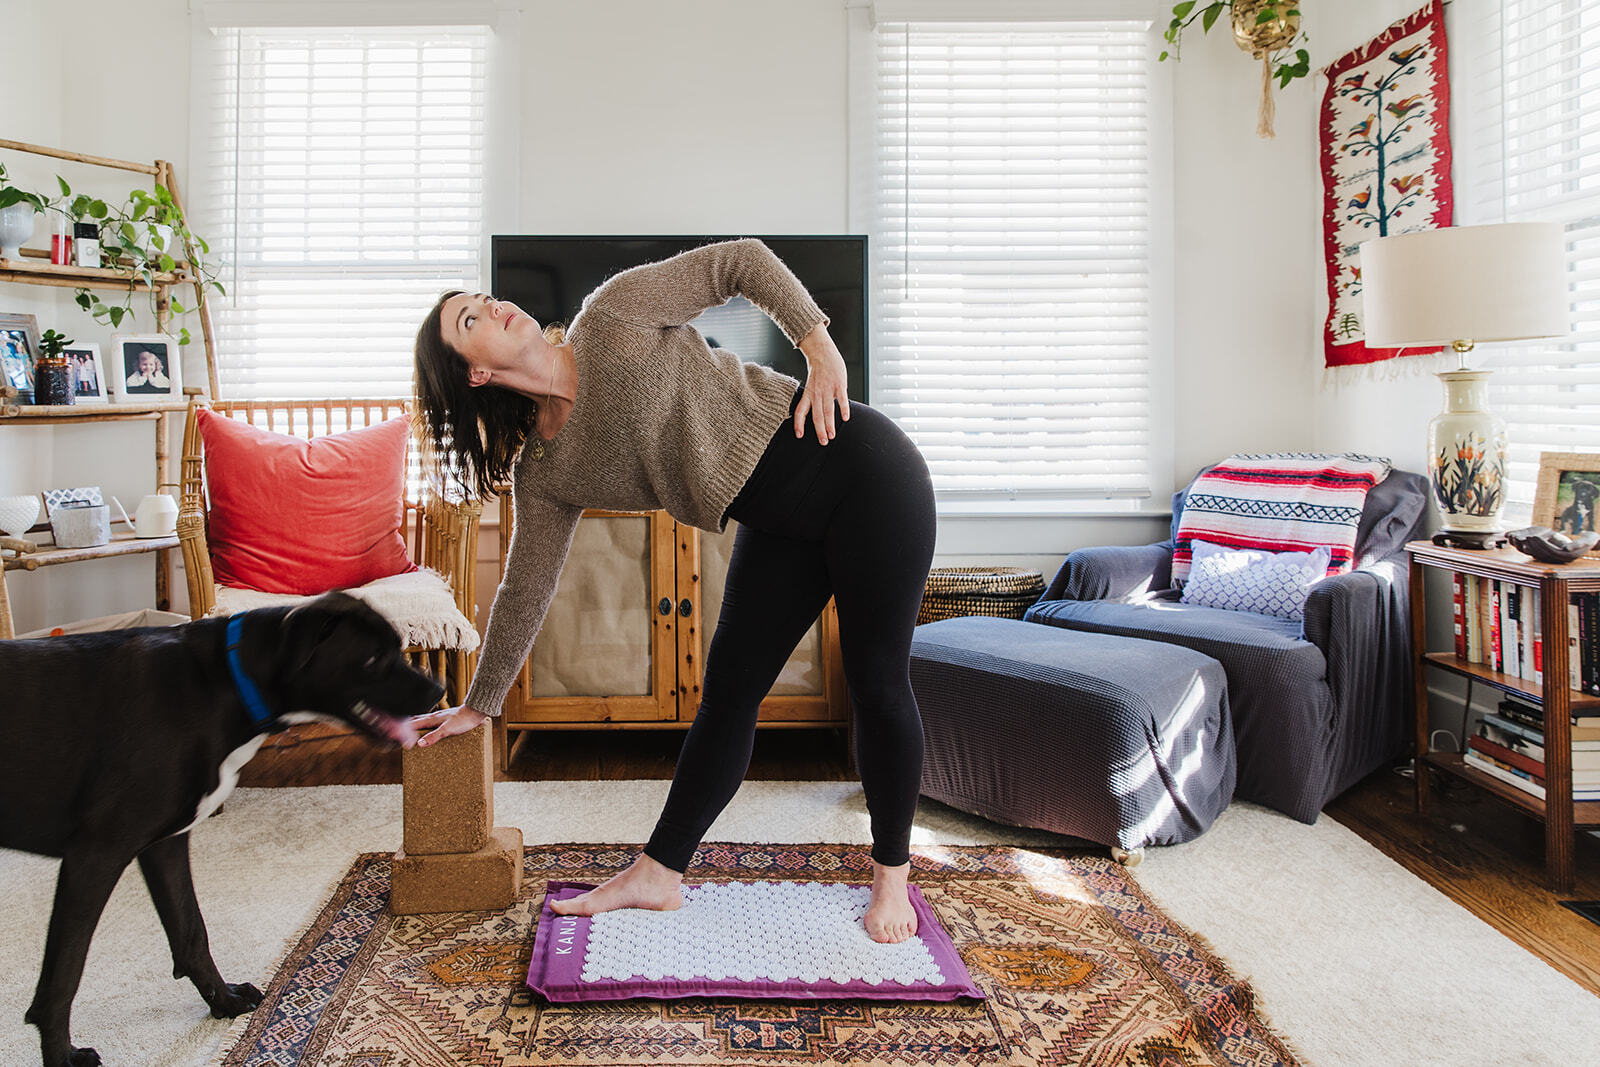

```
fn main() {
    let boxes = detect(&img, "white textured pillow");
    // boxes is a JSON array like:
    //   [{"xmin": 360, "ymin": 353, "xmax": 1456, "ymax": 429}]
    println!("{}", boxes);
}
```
[{"xmin": 1179, "ymin": 540, "xmax": 1331, "ymax": 621}]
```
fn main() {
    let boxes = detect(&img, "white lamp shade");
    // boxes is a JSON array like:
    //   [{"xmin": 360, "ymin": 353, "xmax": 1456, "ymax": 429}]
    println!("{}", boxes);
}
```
[{"xmin": 1359, "ymin": 222, "xmax": 1568, "ymax": 347}]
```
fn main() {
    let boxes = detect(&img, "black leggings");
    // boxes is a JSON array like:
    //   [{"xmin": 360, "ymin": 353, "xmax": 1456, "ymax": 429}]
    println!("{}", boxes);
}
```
[{"xmin": 643, "ymin": 393, "xmax": 937, "ymax": 871}]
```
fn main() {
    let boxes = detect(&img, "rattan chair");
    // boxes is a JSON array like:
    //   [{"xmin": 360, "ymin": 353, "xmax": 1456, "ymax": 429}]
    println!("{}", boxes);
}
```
[{"xmin": 178, "ymin": 396, "xmax": 482, "ymax": 707}]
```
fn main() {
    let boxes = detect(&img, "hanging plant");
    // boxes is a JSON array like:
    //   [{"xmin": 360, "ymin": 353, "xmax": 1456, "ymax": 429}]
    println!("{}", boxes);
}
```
[{"xmin": 1159, "ymin": 1, "xmax": 1311, "ymax": 138}]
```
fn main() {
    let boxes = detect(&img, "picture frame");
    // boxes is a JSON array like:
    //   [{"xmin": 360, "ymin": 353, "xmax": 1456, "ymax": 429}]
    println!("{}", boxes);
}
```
[
  {"xmin": 109, "ymin": 334, "xmax": 182, "ymax": 403},
  {"xmin": 1533, "ymin": 451, "xmax": 1600, "ymax": 554},
  {"xmin": 62, "ymin": 342, "xmax": 107, "ymax": 404},
  {"xmin": 0, "ymin": 311, "xmax": 42, "ymax": 404}
]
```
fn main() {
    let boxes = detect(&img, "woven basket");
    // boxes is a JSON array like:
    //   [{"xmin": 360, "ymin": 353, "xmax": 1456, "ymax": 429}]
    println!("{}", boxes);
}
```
[{"xmin": 917, "ymin": 566, "xmax": 1046, "ymax": 625}]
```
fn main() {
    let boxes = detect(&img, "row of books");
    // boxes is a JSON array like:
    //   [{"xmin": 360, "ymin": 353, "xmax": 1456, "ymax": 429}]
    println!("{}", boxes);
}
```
[
  {"xmin": 1463, "ymin": 698, "xmax": 1600, "ymax": 802},
  {"xmin": 1451, "ymin": 576, "xmax": 1600, "ymax": 695}
]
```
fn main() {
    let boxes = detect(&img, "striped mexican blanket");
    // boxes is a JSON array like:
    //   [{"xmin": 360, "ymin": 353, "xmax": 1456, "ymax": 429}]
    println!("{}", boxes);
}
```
[{"xmin": 1173, "ymin": 453, "xmax": 1393, "ymax": 584}]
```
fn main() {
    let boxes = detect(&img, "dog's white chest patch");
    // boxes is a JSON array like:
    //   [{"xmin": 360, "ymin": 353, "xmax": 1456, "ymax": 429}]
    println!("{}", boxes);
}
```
[{"xmin": 175, "ymin": 736, "xmax": 266, "ymax": 836}]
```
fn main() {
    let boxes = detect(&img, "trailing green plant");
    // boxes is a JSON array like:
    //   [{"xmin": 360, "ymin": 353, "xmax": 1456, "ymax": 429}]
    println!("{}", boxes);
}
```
[
  {"xmin": 36, "ymin": 329, "xmax": 73, "ymax": 359},
  {"xmin": 50, "ymin": 178, "xmax": 225, "ymax": 344},
  {"xmin": 1159, "ymin": 2, "xmax": 1311, "ymax": 90}
]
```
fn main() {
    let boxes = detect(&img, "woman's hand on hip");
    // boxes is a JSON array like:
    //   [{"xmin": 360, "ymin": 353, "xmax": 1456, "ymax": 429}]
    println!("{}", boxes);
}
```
[
  {"xmin": 796, "ymin": 322, "xmax": 850, "ymax": 444},
  {"xmin": 408, "ymin": 705, "xmax": 489, "ymax": 748}
]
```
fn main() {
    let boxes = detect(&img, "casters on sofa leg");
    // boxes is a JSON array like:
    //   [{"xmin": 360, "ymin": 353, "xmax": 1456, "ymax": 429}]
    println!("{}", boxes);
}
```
[{"xmin": 1111, "ymin": 846, "xmax": 1143, "ymax": 867}]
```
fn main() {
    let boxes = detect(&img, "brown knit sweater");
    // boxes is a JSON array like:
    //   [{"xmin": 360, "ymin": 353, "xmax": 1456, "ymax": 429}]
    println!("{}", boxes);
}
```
[{"xmin": 465, "ymin": 239, "xmax": 829, "ymax": 716}]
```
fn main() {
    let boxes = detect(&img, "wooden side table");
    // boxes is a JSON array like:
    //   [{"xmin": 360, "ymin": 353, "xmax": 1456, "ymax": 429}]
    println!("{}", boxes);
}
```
[{"xmin": 1407, "ymin": 540, "xmax": 1600, "ymax": 891}]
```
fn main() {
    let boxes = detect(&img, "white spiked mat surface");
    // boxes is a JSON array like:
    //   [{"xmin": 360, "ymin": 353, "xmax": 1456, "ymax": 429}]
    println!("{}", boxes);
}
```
[{"xmin": 579, "ymin": 882, "xmax": 945, "ymax": 986}]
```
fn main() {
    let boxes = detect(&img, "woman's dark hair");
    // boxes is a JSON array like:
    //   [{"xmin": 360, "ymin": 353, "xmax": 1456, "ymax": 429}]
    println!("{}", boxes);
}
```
[{"xmin": 413, "ymin": 290, "xmax": 548, "ymax": 500}]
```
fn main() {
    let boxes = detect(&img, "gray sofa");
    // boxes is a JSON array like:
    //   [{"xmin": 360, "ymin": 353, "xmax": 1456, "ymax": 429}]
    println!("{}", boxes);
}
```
[{"xmin": 1022, "ymin": 468, "xmax": 1429, "ymax": 823}]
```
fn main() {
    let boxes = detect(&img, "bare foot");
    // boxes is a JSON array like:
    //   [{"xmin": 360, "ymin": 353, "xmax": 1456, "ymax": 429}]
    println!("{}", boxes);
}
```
[
  {"xmin": 550, "ymin": 853, "xmax": 684, "ymax": 916},
  {"xmin": 864, "ymin": 860, "xmax": 918, "ymax": 944}
]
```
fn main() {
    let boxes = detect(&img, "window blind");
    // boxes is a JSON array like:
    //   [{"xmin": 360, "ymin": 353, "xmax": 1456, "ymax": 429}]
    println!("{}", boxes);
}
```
[
  {"xmin": 860, "ymin": 18, "xmax": 1164, "ymax": 503},
  {"xmin": 1452, "ymin": 0, "xmax": 1600, "ymax": 517},
  {"xmin": 193, "ymin": 24, "xmax": 488, "ymax": 400}
]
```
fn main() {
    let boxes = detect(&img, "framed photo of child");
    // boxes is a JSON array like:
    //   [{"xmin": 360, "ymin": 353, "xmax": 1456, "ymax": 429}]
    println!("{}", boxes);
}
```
[
  {"xmin": 62, "ymin": 342, "xmax": 107, "ymax": 404},
  {"xmin": 1533, "ymin": 451, "xmax": 1600, "ymax": 555},
  {"xmin": 109, "ymin": 334, "xmax": 182, "ymax": 403},
  {"xmin": 0, "ymin": 312, "xmax": 42, "ymax": 403}
]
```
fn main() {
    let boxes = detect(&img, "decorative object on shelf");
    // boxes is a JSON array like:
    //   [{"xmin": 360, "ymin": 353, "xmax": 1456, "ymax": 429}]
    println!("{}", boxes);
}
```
[
  {"xmin": 0, "ymin": 493, "xmax": 41, "ymax": 538},
  {"xmin": 71, "ymin": 221, "xmax": 99, "ymax": 268},
  {"xmin": 1532, "ymin": 451, "xmax": 1600, "ymax": 555},
  {"xmin": 0, "ymin": 310, "xmax": 40, "ymax": 404},
  {"xmin": 1362, "ymin": 222, "xmax": 1569, "ymax": 548},
  {"xmin": 1505, "ymin": 525, "xmax": 1600, "ymax": 565},
  {"xmin": 45, "ymin": 487, "xmax": 111, "ymax": 549},
  {"xmin": 43, "ymin": 485, "xmax": 103, "ymax": 514},
  {"xmin": 108, "ymin": 333, "xmax": 181, "ymax": 403},
  {"xmin": 112, "ymin": 493, "xmax": 179, "ymax": 539},
  {"xmin": 49, "ymin": 213, "xmax": 70, "ymax": 265},
  {"xmin": 32, "ymin": 329, "xmax": 75, "ymax": 406},
  {"xmin": 61, "ymin": 341, "xmax": 106, "ymax": 404},
  {"xmin": 1159, "ymin": 1, "xmax": 1310, "ymax": 138},
  {"xmin": 0, "ymin": 161, "xmax": 45, "ymax": 261},
  {"xmin": 1321, "ymin": 0, "xmax": 1452, "ymax": 374},
  {"xmin": 0, "ymin": 202, "xmax": 36, "ymax": 261}
]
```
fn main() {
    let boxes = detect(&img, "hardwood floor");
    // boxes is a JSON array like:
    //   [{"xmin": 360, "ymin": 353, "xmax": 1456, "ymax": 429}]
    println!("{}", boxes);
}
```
[{"xmin": 239, "ymin": 724, "xmax": 1600, "ymax": 996}]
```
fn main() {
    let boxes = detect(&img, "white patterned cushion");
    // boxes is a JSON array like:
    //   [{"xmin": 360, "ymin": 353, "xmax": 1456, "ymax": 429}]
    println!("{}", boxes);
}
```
[{"xmin": 1179, "ymin": 540, "xmax": 1330, "ymax": 621}]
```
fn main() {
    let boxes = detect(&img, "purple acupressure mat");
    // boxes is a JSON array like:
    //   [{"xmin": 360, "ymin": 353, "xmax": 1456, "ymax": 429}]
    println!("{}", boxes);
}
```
[{"xmin": 526, "ymin": 880, "xmax": 984, "ymax": 1003}]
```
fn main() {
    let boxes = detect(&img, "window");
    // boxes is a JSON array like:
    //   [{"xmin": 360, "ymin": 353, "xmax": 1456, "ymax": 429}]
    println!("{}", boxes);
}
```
[
  {"xmin": 1452, "ymin": 0, "xmax": 1600, "ymax": 517},
  {"xmin": 192, "ymin": 23, "xmax": 490, "ymax": 399},
  {"xmin": 849, "ymin": 4, "xmax": 1172, "ymax": 511}
]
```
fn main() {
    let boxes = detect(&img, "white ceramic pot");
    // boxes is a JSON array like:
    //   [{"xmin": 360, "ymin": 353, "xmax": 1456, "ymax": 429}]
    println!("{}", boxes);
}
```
[
  {"xmin": 0, "ymin": 493, "xmax": 41, "ymax": 537},
  {"xmin": 1427, "ymin": 370, "xmax": 1508, "ymax": 537},
  {"xmin": 0, "ymin": 203, "xmax": 36, "ymax": 260}
]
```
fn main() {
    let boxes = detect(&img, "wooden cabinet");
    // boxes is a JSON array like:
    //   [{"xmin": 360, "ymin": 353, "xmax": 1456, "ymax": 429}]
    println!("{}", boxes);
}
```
[
  {"xmin": 1408, "ymin": 540, "xmax": 1600, "ymax": 891},
  {"xmin": 495, "ymin": 500, "xmax": 848, "ymax": 753}
]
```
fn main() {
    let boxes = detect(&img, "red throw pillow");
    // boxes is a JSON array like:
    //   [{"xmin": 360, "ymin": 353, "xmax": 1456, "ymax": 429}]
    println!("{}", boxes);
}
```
[{"xmin": 197, "ymin": 408, "xmax": 416, "ymax": 595}]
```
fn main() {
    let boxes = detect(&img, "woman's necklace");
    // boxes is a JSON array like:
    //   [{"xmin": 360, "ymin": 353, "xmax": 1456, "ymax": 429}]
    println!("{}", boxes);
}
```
[{"xmin": 528, "ymin": 347, "xmax": 563, "ymax": 460}]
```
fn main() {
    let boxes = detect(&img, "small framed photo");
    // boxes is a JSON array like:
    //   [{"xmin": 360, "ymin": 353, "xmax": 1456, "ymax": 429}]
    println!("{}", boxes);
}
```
[
  {"xmin": 1533, "ymin": 452, "xmax": 1600, "ymax": 552},
  {"xmin": 109, "ymin": 334, "xmax": 182, "ymax": 403},
  {"xmin": 0, "ymin": 312, "xmax": 41, "ymax": 404},
  {"xmin": 62, "ymin": 342, "xmax": 107, "ymax": 404}
]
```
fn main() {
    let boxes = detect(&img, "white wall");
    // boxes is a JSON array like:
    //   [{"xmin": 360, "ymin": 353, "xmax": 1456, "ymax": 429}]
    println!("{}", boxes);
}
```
[{"xmin": 6, "ymin": 0, "xmax": 1377, "ymax": 632}]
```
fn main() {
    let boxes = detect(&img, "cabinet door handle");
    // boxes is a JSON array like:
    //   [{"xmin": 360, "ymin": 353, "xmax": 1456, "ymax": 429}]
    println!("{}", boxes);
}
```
[
  {"xmin": 658, "ymin": 597, "xmax": 673, "ymax": 616},
  {"xmin": 678, "ymin": 598, "xmax": 693, "ymax": 617}
]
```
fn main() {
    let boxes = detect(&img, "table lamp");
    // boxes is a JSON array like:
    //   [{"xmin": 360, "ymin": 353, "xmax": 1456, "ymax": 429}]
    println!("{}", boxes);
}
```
[{"xmin": 1360, "ymin": 222, "xmax": 1568, "ymax": 548}]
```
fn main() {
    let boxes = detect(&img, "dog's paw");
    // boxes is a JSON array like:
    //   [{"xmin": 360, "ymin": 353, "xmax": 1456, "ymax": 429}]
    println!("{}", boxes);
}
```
[
  {"xmin": 207, "ymin": 982, "xmax": 264, "ymax": 1019},
  {"xmin": 67, "ymin": 1046, "xmax": 102, "ymax": 1066}
]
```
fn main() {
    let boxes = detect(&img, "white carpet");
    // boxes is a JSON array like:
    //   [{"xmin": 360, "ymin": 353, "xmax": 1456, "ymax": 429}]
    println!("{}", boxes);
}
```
[{"xmin": 1, "ymin": 782, "xmax": 1597, "ymax": 1066}]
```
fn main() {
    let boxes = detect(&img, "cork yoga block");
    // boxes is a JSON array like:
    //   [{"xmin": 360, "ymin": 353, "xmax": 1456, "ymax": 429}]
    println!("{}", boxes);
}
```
[
  {"xmin": 401, "ymin": 721, "xmax": 495, "ymax": 855},
  {"xmin": 391, "ymin": 826, "xmax": 524, "ymax": 915}
]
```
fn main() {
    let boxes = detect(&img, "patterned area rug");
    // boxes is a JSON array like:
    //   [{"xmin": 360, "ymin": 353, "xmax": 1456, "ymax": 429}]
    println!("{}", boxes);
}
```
[{"xmin": 214, "ymin": 844, "xmax": 1303, "ymax": 1066}]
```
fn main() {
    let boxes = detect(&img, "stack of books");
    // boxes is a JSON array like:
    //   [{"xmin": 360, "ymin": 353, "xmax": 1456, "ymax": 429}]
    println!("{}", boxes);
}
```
[
  {"xmin": 1464, "ymin": 698, "xmax": 1600, "ymax": 801},
  {"xmin": 1451, "ymin": 577, "xmax": 1600, "ymax": 695}
]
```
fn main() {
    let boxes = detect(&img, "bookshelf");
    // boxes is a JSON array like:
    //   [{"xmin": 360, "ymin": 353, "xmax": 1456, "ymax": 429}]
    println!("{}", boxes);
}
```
[
  {"xmin": 0, "ymin": 138, "xmax": 220, "ymax": 638},
  {"xmin": 1408, "ymin": 540, "xmax": 1600, "ymax": 891}
]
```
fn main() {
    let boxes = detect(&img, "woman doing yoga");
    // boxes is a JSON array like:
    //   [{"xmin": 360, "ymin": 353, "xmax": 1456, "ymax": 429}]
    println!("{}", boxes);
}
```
[{"xmin": 409, "ymin": 239, "xmax": 936, "ymax": 943}]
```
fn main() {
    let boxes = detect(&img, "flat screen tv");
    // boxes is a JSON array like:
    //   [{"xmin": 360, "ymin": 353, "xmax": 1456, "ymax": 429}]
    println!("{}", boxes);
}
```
[{"xmin": 491, "ymin": 235, "xmax": 868, "ymax": 403}]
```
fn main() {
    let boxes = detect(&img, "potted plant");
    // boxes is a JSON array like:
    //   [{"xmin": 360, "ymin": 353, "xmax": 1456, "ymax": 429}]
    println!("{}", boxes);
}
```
[
  {"xmin": 0, "ymin": 162, "xmax": 48, "ymax": 260},
  {"xmin": 33, "ymin": 329, "xmax": 76, "ymax": 406},
  {"xmin": 1159, "ymin": 1, "xmax": 1310, "ymax": 138}
]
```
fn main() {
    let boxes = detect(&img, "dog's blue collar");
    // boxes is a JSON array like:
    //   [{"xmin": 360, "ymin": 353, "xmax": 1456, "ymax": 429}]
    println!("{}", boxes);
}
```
[{"xmin": 225, "ymin": 614, "xmax": 274, "ymax": 727}]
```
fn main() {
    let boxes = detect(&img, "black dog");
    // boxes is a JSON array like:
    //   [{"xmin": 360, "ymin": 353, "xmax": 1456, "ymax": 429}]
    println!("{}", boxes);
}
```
[
  {"xmin": 0, "ymin": 592, "xmax": 444, "ymax": 1067},
  {"xmin": 1558, "ymin": 477, "xmax": 1599, "ymax": 536}
]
